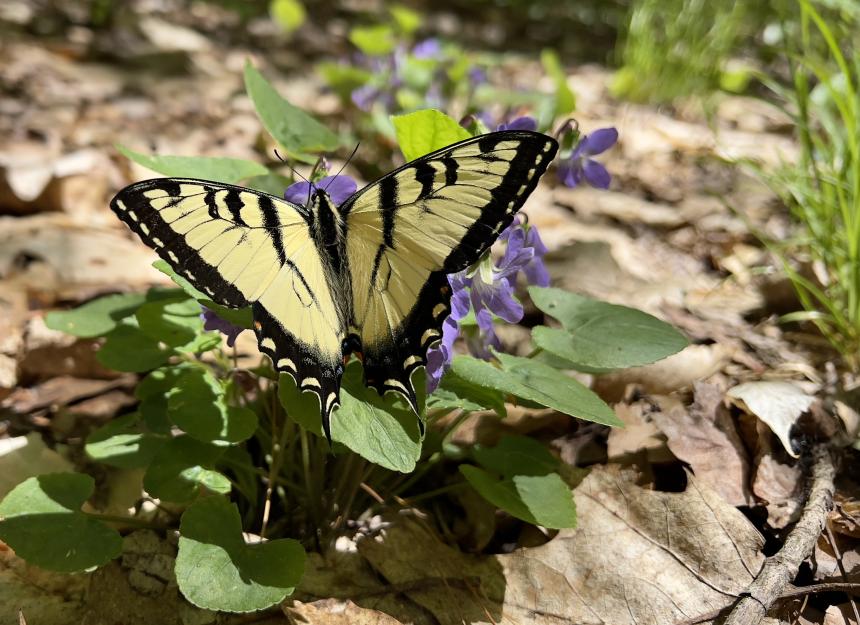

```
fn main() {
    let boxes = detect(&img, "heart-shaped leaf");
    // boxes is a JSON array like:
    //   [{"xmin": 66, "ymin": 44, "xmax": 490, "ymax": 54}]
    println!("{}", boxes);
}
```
[
  {"xmin": 530, "ymin": 287, "xmax": 688, "ymax": 372},
  {"xmin": 97, "ymin": 321, "xmax": 174, "ymax": 372},
  {"xmin": 392, "ymin": 109, "xmax": 472, "ymax": 161},
  {"xmin": 143, "ymin": 436, "xmax": 231, "ymax": 502},
  {"xmin": 168, "ymin": 369, "xmax": 257, "ymax": 443},
  {"xmin": 45, "ymin": 293, "xmax": 145, "ymax": 338},
  {"xmin": 0, "ymin": 473, "xmax": 122, "ymax": 572},
  {"xmin": 85, "ymin": 413, "xmax": 165, "ymax": 468},
  {"xmin": 136, "ymin": 294, "xmax": 204, "ymax": 347},
  {"xmin": 460, "ymin": 466, "xmax": 577, "ymax": 529},
  {"xmin": 176, "ymin": 496, "xmax": 305, "ymax": 612},
  {"xmin": 328, "ymin": 362, "xmax": 422, "ymax": 473}
]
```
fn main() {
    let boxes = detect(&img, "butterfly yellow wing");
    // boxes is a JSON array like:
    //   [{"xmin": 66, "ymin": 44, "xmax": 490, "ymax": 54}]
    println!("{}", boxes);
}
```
[
  {"xmin": 111, "ymin": 178, "xmax": 346, "ymax": 422},
  {"xmin": 341, "ymin": 131, "xmax": 558, "ymax": 408}
]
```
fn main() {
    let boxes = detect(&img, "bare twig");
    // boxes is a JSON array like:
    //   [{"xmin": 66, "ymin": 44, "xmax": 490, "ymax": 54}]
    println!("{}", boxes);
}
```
[
  {"xmin": 673, "ymin": 582, "xmax": 860, "ymax": 625},
  {"xmin": 724, "ymin": 444, "xmax": 836, "ymax": 625}
]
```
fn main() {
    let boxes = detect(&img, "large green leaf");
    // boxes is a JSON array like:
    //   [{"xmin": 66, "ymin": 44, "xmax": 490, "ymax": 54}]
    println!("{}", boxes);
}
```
[
  {"xmin": 460, "ymin": 466, "xmax": 577, "ymax": 529},
  {"xmin": 168, "ymin": 369, "xmax": 258, "ymax": 443},
  {"xmin": 244, "ymin": 63, "xmax": 340, "ymax": 156},
  {"xmin": 529, "ymin": 287, "xmax": 688, "ymax": 372},
  {"xmin": 116, "ymin": 145, "xmax": 268, "ymax": 184},
  {"xmin": 450, "ymin": 354, "xmax": 621, "ymax": 426},
  {"xmin": 0, "ymin": 473, "xmax": 122, "ymax": 572},
  {"xmin": 136, "ymin": 294, "xmax": 204, "ymax": 347},
  {"xmin": 85, "ymin": 413, "xmax": 165, "ymax": 469},
  {"xmin": 348, "ymin": 24, "xmax": 396, "ymax": 56},
  {"xmin": 392, "ymin": 109, "xmax": 472, "ymax": 161},
  {"xmin": 472, "ymin": 435, "xmax": 559, "ymax": 478},
  {"xmin": 329, "ymin": 362, "xmax": 422, "ymax": 472},
  {"xmin": 143, "ymin": 436, "xmax": 231, "ymax": 502},
  {"xmin": 430, "ymin": 367, "xmax": 507, "ymax": 416},
  {"xmin": 176, "ymin": 496, "xmax": 305, "ymax": 612},
  {"xmin": 45, "ymin": 293, "xmax": 145, "ymax": 338},
  {"xmin": 97, "ymin": 321, "xmax": 174, "ymax": 372}
]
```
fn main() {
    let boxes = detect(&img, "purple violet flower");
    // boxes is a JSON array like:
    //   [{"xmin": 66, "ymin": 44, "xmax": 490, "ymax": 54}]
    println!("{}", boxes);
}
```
[
  {"xmin": 500, "ymin": 215, "xmax": 550, "ymax": 287},
  {"xmin": 412, "ymin": 38, "xmax": 442, "ymax": 60},
  {"xmin": 284, "ymin": 175, "xmax": 357, "ymax": 207},
  {"xmin": 201, "ymin": 306, "xmax": 245, "ymax": 348},
  {"xmin": 557, "ymin": 127, "xmax": 618, "ymax": 189},
  {"xmin": 425, "ymin": 315, "xmax": 459, "ymax": 393},
  {"xmin": 496, "ymin": 116, "xmax": 538, "ymax": 132}
]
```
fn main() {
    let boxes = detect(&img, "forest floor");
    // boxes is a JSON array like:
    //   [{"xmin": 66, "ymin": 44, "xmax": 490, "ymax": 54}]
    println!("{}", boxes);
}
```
[{"xmin": 0, "ymin": 2, "xmax": 859, "ymax": 625}]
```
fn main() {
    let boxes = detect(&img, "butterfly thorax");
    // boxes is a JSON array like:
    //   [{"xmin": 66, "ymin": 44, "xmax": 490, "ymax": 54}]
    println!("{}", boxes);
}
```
[{"xmin": 309, "ymin": 189, "xmax": 344, "ymax": 250}]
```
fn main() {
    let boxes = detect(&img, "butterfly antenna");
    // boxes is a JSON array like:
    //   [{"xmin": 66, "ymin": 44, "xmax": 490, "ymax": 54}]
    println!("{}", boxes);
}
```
[
  {"xmin": 274, "ymin": 149, "xmax": 311, "ymax": 184},
  {"xmin": 322, "ymin": 143, "xmax": 360, "ymax": 193}
]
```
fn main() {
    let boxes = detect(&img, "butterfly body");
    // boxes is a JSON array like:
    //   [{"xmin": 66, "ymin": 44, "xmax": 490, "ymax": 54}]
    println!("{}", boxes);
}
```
[{"xmin": 111, "ymin": 131, "xmax": 558, "ymax": 438}]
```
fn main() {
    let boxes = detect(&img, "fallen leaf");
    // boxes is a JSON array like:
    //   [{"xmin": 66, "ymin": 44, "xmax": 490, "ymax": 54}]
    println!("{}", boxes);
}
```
[
  {"xmin": 285, "ymin": 599, "xmax": 406, "ymax": 625},
  {"xmin": 650, "ymin": 382, "xmax": 752, "ymax": 505},
  {"xmin": 357, "ymin": 466, "xmax": 764, "ymax": 625},
  {"xmin": 593, "ymin": 343, "xmax": 733, "ymax": 402},
  {"xmin": 606, "ymin": 400, "xmax": 671, "ymax": 464},
  {"xmin": 727, "ymin": 380, "xmax": 815, "ymax": 458}
]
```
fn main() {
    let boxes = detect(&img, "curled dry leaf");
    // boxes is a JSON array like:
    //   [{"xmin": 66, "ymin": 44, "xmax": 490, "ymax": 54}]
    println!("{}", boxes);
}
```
[
  {"xmin": 727, "ymin": 381, "xmax": 816, "ymax": 458},
  {"xmin": 650, "ymin": 382, "xmax": 752, "ymax": 506},
  {"xmin": 356, "ymin": 465, "xmax": 764, "ymax": 625}
]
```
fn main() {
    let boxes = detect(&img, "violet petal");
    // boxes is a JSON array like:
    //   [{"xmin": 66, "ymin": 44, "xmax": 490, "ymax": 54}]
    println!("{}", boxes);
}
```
[
  {"xmin": 582, "ymin": 127, "xmax": 618, "ymax": 155},
  {"xmin": 317, "ymin": 175, "xmax": 358, "ymax": 206},
  {"xmin": 284, "ymin": 181, "xmax": 313, "ymax": 206},
  {"xmin": 582, "ymin": 159, "xmax": 611, "ymax": 189}
]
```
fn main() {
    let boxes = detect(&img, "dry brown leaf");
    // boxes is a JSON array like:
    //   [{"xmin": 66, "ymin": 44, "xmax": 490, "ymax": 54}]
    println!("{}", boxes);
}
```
[
  {"xmin": 285, "ymin": 599, "xmax": 405, "ymax": 625},
  {"xmin": 606, "ymin": 400, "xmax": 671, "ymax": 464},
  {"xmin": 357, "ymin": 466, "xmax": 764, "ymax": 625},
  {"xmin": 650, "ymin": 382, "xmax": 752, "ymax": 505},
  {"xmin": 593, "ymin": 343, "xmax": 734, "ymax": 402},
  {"xmin": 728, "ymin": 380, "xmax": 815, "ymax": 458}
]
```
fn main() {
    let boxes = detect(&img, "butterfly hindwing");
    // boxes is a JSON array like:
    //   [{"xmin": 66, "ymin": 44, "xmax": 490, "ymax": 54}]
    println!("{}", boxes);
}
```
[
  {"xmin": 110, "ymin": 178, "xmax": 346, "ymax": 427},
  {"xmin": 341, "ymin": 131, "xmax": 558, "ymax": 407}
]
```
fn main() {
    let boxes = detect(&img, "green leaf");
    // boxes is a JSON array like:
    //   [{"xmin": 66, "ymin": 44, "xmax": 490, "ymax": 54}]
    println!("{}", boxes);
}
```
[
  {"xmin": 144, "ymin": 436, "xmax": 231, "ymax": 502},
  {"xmin": 430, "ymin": 368, "xmax": 507, "ymax": 416},
  {"xmin": 153, "ymin": 260, "xmax": 254, "ymax": 329},
  {"xmin": 45, "ymin": 293, "xmax": 146, "ymax": 338},
  {"xmin": 137, "ymin": 364, "xmax": 192, "ymax": 433},
  {"xmin": 176, "ymin": 496, "xmax": 305, "ymax": 612},
  {"xmin": 244, "ymin": 63, "xmax": 340, "ymax": 156},
  {"xmin": 529, "ymin": 287, "xmax": 688, "ymax": 371},
  {"xmin": 168, "ymin": 369, "xmax": 258, "ymax": 443},
  {"xmin": 278, "ymin": 372, "xmax": 324, "ymax": 436},
  {"xmin": 269, "ymin": 0, "xmax": 305, "ymax": 33},
  {"xmin": 472, "ymin": 435, "xmax": 559, "ymax": 478},
  {"xmin": 317, "ymin": 62, "xmax": 373, "ymax": 99},
  {"xmin": 136, "ymin": 294, "xmax": 203, "ymax": 347},
  {"xmin": 392, "ymin": 109, "xmax": 472, "ymax": 161},
  {"xmin": 97, "ymin": 322, "xmax": 174, "ymax": 372},
  {"xmin": 242, "ymin": 172, "xmax": 293, "ymax": 196},
  {"xmin": 540, "ymin": 49, "xmax": 576, "ymax": 119},
  {"xmin": 349, "ymin": 24, "xmax": 396, "ymax": 56},
  {"xmin": 116, "ymin": 145, "xmax": 268, "ymax": 184},
  {"xmin": 390, "ymin": 5, "xmax": 421, "ymax": 34},
  {"xmin": 450, "ymin": 354, "xmax": 621, "ymax": 426},
  {"xmin": 0, "ymin": 473, "xmax": 122, "ymax": 572},
  {"xmin": 460, "ymin": 466, "xmax": 577, "ymax": 529},
  {"xmin": 85, "ymin": 413, "xmax": 165, "ymax": 469},
  {"xmin": 330, "ymin": 362, "xmax": 422, "ymax": 472}
]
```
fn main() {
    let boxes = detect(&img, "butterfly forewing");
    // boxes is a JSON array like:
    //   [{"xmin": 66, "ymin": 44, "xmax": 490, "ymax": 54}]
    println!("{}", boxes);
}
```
[
  {"xmin": 111, "ymin": 178, "xmax": 346, "ymax": 427},
  {"xmin": 341, "ymin": 131, "xmax": 558, "ymax": 408}
]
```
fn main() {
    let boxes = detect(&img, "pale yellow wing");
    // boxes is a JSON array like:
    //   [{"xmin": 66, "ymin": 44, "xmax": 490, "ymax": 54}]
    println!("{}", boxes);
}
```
[
  {"xmin": 341, "ymin": 131, "xmax": 558, "ymax": 407},
  {"xmin": 111, "ymin": 178, "xmax": 346, "ymax": 426}
]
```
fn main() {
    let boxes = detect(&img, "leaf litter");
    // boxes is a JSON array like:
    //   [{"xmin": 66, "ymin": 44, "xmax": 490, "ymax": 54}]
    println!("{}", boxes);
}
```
[{"xmin": 1, "ymin": 1, "xmax": 859, "ymax": 624}]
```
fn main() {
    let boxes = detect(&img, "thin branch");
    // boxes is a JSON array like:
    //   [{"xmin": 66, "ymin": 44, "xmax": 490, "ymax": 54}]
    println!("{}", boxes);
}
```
[
  {"xmin": 725, "ymin": 444, "xmax": 836, "ymax": 625},
  {"xmin": 673, "ymin": 582, "xmax": 860, "ymax": 625}
]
